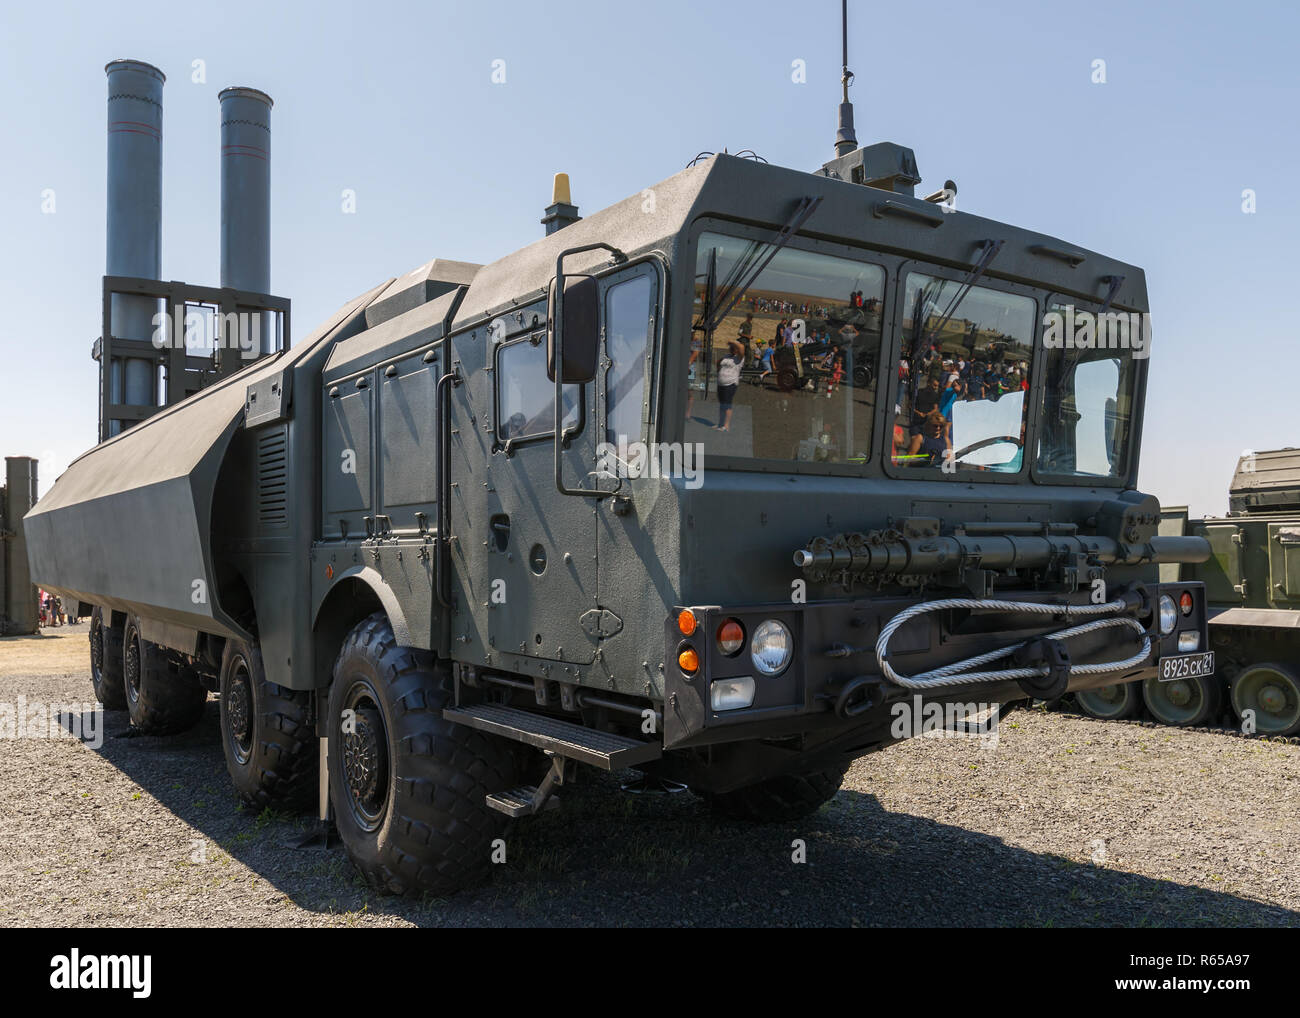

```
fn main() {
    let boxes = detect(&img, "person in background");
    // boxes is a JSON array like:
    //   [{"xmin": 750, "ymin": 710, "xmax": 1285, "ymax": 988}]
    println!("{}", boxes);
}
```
[
  {"xmin": 918, "ymin": 406, "xmax": 950, "ymax": 465},
  {"xmin": 940, "ymin": 377, "xmax": 964, "ymax": 418},
  {"xmin": 826, "ymin": 346, "xmax": 845, "ymax": 398},
  {"xmin": 756, "ymin": 339, "xmax": 774, "ymax": 385},
  {"xmin": 715, "ymin": 340, "xmax": 745, "ymax": 432},
  {"xmin": 906, "ymin": 375, "xmax": 943, "ymax": 458}
]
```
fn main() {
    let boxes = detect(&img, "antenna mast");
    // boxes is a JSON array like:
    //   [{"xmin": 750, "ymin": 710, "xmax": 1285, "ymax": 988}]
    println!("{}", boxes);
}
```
[{"xmin": 834, "ymin": 0, "xmax": 858, "ymax": 157}]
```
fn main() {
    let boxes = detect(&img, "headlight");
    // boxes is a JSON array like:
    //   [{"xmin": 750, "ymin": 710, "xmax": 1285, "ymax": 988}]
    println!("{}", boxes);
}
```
[
  {"xmin": 1158, "ymin": 594, "xmax": 1177, "ymax": 635},
  {"xmin": 750, "ymin": 619, "xmax": 793, "ymax": 676}
]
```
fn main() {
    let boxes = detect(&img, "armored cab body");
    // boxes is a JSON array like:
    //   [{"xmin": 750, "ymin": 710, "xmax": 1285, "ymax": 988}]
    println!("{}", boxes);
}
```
[{"xmin": 27, "ymin": 146, "xmax": 1214, "ymax": 895}]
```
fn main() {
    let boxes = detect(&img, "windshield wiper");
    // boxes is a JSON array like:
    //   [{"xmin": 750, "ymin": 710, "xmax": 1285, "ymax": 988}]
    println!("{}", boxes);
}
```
[
  {"xmin": 695, "ymin": 195, "xmax": 823, "ymax": 337},
  {"xmin": 922, "ymin": 238, "xmax": 1004, "ymax": 349}
]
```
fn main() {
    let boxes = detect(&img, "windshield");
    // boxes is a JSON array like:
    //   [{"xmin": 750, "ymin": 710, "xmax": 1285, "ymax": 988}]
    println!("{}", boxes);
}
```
[
  {"xmin": 690, "ymin": 231, "xmax": 883, "ymax": 466},
  {"xmin": 1035, "ymin": 301, "xmax": 1141, "ymax": 478},
  {"xmin": 891, "ymin": 272, "xmax": 1036, "ymax": 474}
]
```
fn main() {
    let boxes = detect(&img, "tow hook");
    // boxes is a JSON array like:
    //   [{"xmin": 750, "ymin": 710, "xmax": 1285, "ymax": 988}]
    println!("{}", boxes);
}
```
[
  {"xmin": 834, "ymin": 676, "xmax": 876, "ymax": 719},
  {"xmin": 1012, "ymin": 637, "xmax": 1071, "ymax": 700}
]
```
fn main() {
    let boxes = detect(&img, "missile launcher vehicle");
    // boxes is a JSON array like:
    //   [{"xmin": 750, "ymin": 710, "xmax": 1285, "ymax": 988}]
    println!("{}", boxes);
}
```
[{"xmin": 25, "ymin": 41, "xmax": 1213, "ymax": 895}]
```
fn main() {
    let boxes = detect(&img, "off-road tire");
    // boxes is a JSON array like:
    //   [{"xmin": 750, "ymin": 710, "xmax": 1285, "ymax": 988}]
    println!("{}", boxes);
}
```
[
  {"xmin": 1074, "ymin": 681, "xmax": 1143, "ymax": 721},
  {"xmin": 1230, "ymin": 662, "xmax": 1300, "ymax": 736},
  {"xmin": 705, "ymin": 758, "xmax": 850, "ymax": 822},
  {"xmin": 327, "ymin": 613, "xmax": 517, "ymax": 896},
  {"xmin": 219, "ymin": 637, "xmax": 317, "ymax": 810},
  {"xmin": 123, "ymin": 616, "xmax": 209, "ymax": 735},
  {"xmin": 1141, "ymin": 670, "xmax": 1223, "ymax": 728},
  {"xmin": 90, "ymin": 607, "xmax": 127, "ymax": 710}
]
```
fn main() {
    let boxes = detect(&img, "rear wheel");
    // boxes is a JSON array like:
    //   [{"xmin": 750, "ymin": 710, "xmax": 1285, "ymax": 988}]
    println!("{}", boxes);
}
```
[
  {"xmin": 705, "ymin": 758, "xmax": 849, "ymax": 822},
  {"xmin": 123, "ymin": 616, "xmax": 208, "ymax": 735},
  {"xmin": 219, "ymin": 637, "xmax": 317, "ymax": 809},
  {"xmin": 1230, "ymin": 663, "xmax": 1300, "ymax": 736},
  {"xmin": 1074, "ymin": 681, "xmax": 1142, "ymax": 721},
  {"xmin": 1141, "ymin": 672, "xmax": 1222, "ymax": 727},
  {"xmin": 327, "ymin": 613, "xmax": 518, "ymax": 896},
  {"xmin": 89, "ymin": 607, "xmax": 127, "ymax": 710}
]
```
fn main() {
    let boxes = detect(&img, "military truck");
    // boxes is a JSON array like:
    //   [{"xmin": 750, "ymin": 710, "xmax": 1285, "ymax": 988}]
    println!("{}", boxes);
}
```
[
  {"xmin": 27, "ymin": 48, "xmax": 1215, "ymax": 895},
  {"xmin": 1075, "ymin": 449, "xmax": 1300, "ymax": 736}
]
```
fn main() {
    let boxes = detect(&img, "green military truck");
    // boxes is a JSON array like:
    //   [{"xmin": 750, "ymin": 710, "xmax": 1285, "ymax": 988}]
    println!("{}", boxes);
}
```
[
  {"xmin": 26, "ymin": 89, "xmax": 1215, "ymax": 893},
  {"xmin": 1077, "ymin": 449, "xmax": 1300, "ymax": 736}
]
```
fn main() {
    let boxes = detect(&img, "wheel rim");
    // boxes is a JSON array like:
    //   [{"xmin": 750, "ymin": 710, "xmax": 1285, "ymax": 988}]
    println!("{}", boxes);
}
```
[
  {"xmin": 1232, "ymin": 665, "xmax": 1300, "ymax": 735},
  {"xmin": 226, "ymin": 656, "xmax": 255, "ymax": 766},
  {"xmin": 89, "ymin": 614, "xmax": 104, "ymax": 682},
  {"xmin": 339, "ymin": 680, "xmax": 390, "ymax": 832},
  {"xmin": 124, "ymin": 626, "xmax": 142, "ymax": 706},
  {"xmin": 1143, "ymin": 675, "xmax": 1208, "ymax": 725},
  {"xmin": 1076, "ymin": 682, "xmax": 1133, "ymax": 719}
]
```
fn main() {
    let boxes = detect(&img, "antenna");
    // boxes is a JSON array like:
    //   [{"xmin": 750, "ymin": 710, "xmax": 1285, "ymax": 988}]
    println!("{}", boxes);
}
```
[{"xmin": 834, "ymin": 0, "xmax": 858, "ymax": 157}]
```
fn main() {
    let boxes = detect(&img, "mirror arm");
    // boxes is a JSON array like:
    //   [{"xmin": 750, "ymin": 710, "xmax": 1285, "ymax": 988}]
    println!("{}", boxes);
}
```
[{"xmin": 553, "ymin": 243, "xmax": 626, "ymax": 498}]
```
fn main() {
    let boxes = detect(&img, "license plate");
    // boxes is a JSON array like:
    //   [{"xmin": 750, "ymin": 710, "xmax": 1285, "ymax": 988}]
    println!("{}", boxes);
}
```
[{"xmin": 1158, "ymin": 651, "xmax": 1215, "ymax": 682}]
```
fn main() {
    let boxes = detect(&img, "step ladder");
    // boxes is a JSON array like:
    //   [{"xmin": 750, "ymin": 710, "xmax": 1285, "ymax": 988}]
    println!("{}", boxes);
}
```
[{"xmin": 443, "ymin": 703, "xmax": 663, "ymax": 817}]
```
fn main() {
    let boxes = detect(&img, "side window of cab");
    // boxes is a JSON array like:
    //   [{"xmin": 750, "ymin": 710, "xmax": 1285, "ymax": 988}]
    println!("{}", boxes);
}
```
[{"xmin": 603, "ymin": 273, "xmax": 654, "ymax": 444}]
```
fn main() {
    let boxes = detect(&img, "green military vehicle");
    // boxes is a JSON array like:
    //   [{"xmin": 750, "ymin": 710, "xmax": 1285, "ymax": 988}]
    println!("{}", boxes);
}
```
[
  {"xmin": 1076, "ymin": 449, "xmax": 1300, "ymax": 736},
  {"xmin": 26, "ymin": 50, "xmax": 1215, "ymax": 896}
]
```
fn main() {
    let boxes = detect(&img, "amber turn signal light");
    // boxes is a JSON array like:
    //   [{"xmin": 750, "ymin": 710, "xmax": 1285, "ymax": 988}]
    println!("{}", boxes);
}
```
[
  {"xmin": 677, "ymin": 609, "xmax": 697, "ymax": 636},
  {"xmin": 678, "ymin": 646, "xmax": 700, "ymax": 674}
]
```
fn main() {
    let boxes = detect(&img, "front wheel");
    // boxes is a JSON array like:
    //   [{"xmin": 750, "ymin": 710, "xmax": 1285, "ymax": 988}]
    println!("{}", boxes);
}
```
[
  {"xmin": 327, "ymin": 613, "xmax": 518, "ymax": 896},
  {"xmin": 704, "ymin": 758, "xmax": 849, "ymax": 822}
]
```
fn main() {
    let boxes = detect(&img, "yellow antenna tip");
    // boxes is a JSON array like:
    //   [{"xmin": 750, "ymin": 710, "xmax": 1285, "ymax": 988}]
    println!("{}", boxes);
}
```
[{"xmin": 552, "ymin": 172, "xmax": 571, "ymax": 206}]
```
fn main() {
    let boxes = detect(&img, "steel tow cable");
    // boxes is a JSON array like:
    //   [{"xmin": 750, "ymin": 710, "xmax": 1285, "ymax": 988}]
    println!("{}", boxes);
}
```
[{"xmin": 876, "ymin": 597, "xmax": 1151, "ymax": 690}]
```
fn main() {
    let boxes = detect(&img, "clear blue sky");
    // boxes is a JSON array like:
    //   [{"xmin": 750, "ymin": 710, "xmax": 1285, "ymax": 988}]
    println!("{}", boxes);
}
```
[{"xmin": 1, "ymin": 0, "xmax": 1296, "ymax": 515}]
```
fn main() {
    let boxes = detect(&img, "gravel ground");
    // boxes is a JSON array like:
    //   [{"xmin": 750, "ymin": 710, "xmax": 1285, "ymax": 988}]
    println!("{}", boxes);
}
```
[{"xmin": 1, "ymin": 624, "xmax": 1297, "ymax": 928}]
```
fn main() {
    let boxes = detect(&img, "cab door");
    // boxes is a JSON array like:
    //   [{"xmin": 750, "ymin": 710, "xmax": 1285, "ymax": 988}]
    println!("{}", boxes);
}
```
[
  {"xmin": 484, "ymin": 305, "xmax": 600, "ymax": 666},
  {"xmin": 593, "ymin": 262, "xmax": 663, "ymax": 684}
]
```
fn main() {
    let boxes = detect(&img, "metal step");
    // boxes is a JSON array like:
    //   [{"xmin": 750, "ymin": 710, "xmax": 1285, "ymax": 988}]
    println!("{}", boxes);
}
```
[
  {"xmin": 485, "ymin": 785, "xmax": 562, "ymax": 818},
  {"xmin": 443, "ymin": 703, "xmax": 662, "ymax": 770}
]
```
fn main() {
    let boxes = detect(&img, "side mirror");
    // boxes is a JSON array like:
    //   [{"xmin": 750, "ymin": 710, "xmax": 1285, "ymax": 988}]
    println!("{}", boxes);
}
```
[{"xmin": 548, "ymin": 274, "xmax": 599, "ymax": 383}]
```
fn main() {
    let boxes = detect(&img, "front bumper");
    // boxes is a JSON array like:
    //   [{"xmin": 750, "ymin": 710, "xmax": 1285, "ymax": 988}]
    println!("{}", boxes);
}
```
[{"xmin": 663, "ymin": 581, "xmax": 1209, "ymax": 750}]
